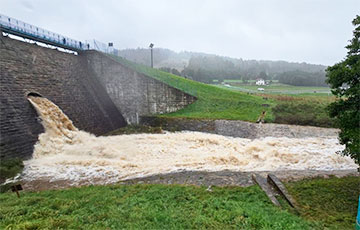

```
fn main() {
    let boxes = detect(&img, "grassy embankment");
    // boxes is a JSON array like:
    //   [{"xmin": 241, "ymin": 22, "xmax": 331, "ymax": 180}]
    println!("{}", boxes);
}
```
[
  {"xmin": 216, "ymin": 82, "xmax": 335, "ymax": 127},
  {"xmin": 109, "ymin": 55, "xmax": 335, "ymax": 127},
  {"xmin": 0, "ymin": 176, "xmax": 358, "ymax": 229},
  {"xmin": 110, "ymin": 55, "xmax": 275, "ymax": 122}
]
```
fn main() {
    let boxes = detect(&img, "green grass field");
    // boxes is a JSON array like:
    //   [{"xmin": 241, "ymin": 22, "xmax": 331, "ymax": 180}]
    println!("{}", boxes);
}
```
[
  {"xmin": 216, "ymin": 83, "xmax": 332, "ymax": 95},
  {"xmin": 286, "ymin": 176, "xmax": 359, "ymax": 230},
  {"xmin": 110, "ymin": 55, "xmax": 275, "ymax": 122},
  {"xmin": 0, "ymin": 176, "xmax": 357, "ymax": 229},
  {"xmin": 109, "ymin": 55, "xmax": 335, "ymax": 127}
]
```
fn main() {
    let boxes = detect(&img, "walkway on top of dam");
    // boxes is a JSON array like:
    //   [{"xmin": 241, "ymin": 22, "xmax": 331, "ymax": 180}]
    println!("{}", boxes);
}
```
[{"xmin": 0, "ymin": 13, "xmax": 117, "ymax": 54}]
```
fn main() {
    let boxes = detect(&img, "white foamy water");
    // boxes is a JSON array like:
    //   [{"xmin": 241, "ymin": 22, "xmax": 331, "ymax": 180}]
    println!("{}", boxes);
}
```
[{"xmin": 24, "ymin": 96, "xmax": 357, "ymax": 186}]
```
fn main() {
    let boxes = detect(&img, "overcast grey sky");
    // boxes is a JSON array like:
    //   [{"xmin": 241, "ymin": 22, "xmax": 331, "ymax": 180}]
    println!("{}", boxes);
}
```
[{"xmin": 1, "ymin": 0, "xmax": 359, "ymax": 65}]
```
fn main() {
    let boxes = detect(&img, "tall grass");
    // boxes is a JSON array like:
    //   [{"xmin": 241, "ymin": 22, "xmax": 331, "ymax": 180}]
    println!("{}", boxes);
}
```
[{"xmin": 286, "ymin": 176, "xmax": 359, "ymax": 230}]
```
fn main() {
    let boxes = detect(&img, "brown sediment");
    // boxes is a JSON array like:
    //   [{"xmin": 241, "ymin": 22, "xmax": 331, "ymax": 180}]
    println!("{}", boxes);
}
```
[{"xmin": 22, "ymin": 97, "xmax": 357, "ymax": 188}]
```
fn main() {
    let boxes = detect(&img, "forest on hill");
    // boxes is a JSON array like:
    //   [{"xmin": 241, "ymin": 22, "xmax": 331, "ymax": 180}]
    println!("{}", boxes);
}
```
[{"xmin": 118, "ymin": 48, "xmax": 328, "ymax": 86}]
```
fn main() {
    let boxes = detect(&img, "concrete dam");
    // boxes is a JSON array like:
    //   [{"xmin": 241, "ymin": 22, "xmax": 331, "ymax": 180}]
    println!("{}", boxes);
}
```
[
  {"xmin": 1, "ymin": 34, "xmax": 357, "ymax": 190},
  {"xmin": 0, "ymin": 36, "xmax": 196, "ymax": 160}
]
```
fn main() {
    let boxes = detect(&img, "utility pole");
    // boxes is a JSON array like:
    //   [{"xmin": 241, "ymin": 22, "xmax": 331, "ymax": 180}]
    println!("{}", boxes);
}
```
[{"xmin": 149, "ymin": 43, "xmax": 154, "ymax": 68}]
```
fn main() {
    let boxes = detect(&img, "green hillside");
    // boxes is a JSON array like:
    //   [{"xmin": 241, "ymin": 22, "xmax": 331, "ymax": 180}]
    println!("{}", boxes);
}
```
[
  {"xmin": 107, "ymin": 55, "xmax": 335, "ymax": 127},
  {"xmin": 109, "ymin": 55, "xmax": 275, "ymax": 122}
]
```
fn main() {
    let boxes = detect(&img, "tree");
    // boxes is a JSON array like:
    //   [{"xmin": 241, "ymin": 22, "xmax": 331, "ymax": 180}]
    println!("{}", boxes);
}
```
[
  {"xmin": 259, "ymin": 71, "xmax": 268, "ymax": 80},
  {"xmin": 326, "ymin": 15, "xmax": 360, "ymax": 164},
  {"xmin": 171, "ymin": 68, "xmax": 181, "ymax": 76},
  {"xmin": 242, "ymin": 75, "xmax": 250, "ymax": 84},
  {"xmin": 278, "ymin": 70, "xmax": 327, "ymax": 86}
]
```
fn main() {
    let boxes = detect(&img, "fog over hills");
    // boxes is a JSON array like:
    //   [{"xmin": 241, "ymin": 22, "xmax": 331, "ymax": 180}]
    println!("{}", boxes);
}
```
[{"xmin": 118, "ymin": 48, "xmax": 328, "ymax": 86}]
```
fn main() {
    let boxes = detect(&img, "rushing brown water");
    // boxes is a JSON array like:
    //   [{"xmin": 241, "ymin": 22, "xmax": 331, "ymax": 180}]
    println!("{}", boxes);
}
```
[{"xmin": 24, "ymin": 96, "xmax": 357, "ymax": 186}]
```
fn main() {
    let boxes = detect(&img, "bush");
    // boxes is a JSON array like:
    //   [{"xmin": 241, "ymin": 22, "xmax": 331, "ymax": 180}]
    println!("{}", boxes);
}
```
[
  {"xmin": 272, "ymin": 102, "xmax": 335, "ymax": 127},
  {"xmin": 0, "ymin": 158, "xmax": 24, "ymax": 182},
  {"xmin": 0, "ymin": 158, "xmax": 24, "ymax": 192}
]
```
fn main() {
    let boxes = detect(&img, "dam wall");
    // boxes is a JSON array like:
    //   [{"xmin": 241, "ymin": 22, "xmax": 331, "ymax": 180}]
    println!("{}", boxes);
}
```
[
  {"xmin": 0, "ymin": 36, "xmax": 126, "ymax": 159},
  {"xmin": 0, "ymin": 36, "xmax": 196, "ymax": 160},
  {"xmin": 85, "ymin": 51, "xmax": 196, "ymax": 124}
]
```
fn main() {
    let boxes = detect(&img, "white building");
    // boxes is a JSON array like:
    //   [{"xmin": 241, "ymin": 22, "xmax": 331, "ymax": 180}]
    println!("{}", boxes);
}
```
[{"xmin": 256, "ymin": 79, "xmax": 265, "ymax": 85}]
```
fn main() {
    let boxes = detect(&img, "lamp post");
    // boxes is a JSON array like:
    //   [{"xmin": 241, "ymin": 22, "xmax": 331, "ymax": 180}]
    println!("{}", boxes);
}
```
[
  {"xmin": 108, "ymin": 42, "xmax": 113, "ymax": 54},
  {"xmin": 149, "ymin": 43, "xmax": 154, "ymax": 68}
]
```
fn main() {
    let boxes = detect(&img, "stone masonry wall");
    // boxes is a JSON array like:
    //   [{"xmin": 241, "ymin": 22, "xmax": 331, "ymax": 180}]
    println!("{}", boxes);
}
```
[
  {"xmin": 85, "ymin": 51, "xmax": 196, "ymax": 124},
  {"xmin": 141, "ymin": 117, "xmax": 339, "ymax": 138},
  {"xmin": 0, "ymin": 36, "xmax": 126, "ymax": 160}
]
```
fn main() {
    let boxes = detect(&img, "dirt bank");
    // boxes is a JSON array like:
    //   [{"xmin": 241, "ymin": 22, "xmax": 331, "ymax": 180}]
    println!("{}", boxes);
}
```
[{"xmin": 20, "ymin": 169, "xmax": 358, "ymax": 191}]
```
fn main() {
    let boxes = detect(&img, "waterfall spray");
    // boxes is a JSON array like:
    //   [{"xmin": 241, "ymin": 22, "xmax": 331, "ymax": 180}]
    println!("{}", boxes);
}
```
[{"xmin": 23, "ymin": 96, "xmax": 357, "ymax": 186}]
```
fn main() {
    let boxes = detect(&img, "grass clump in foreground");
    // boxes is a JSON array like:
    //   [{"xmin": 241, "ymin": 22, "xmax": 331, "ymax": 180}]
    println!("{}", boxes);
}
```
[
  {"xmin": 109, "ymin": 55, "xmax": 275, "ymax": 123},
  {"xmin": 286, "ymin": 176, "xmax": 359, "ymax": 230},
  {"xmin": 0, "ymin": 184, "xmax": 319, "ymax": 230}
]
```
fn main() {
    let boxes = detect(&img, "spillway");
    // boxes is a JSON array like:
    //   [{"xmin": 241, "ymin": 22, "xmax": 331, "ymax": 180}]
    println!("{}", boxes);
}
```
[{"xmin": 24, "ymin": 96, "xmax": 357, "ymax": 186}]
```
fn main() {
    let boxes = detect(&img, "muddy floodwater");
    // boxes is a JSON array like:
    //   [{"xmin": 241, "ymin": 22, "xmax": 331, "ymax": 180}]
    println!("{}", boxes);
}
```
[{"xmin": 22, "ymin": 96, "xmax": 357, "ymax": 187}]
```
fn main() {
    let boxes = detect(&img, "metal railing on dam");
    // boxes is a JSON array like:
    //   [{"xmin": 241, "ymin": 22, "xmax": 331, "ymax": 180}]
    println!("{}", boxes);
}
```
[{"xmin": 0, "ymin": 13, "xmax": 119, "ymax": 54}]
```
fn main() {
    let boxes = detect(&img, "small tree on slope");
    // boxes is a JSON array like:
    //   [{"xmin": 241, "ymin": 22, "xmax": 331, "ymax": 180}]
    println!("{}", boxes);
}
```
[{"xmin": 326, "ymin": 15, "xmax": 360, "ymax": 165}]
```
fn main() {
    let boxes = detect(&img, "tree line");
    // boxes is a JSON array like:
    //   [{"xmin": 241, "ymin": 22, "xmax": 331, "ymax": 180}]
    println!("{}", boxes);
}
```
[{"xmin": 118, "ymin": 48, "xmax": 328, "ymax": 86}]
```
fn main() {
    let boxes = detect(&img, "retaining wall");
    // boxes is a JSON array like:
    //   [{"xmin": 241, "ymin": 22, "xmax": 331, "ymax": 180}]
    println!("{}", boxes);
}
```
[
  {"xmin": 141, "ymin": 117, "xmax": 339, "ymax": 138},
  {"xmin": 85, "ymin": 51, "xmax": 196, "ymax": 124}
]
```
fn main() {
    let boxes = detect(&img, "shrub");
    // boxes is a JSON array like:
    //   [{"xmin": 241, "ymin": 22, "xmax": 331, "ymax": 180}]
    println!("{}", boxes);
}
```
[
  {"xmin": 0, "ymin": 158, "xmax": 24, "ymax": 182},
  {"xmin": 0, "ymin": 157, "xmax": 24, "ymax": 192},
  {"xmin": 272, "ymin": 102, "xmax": 335, "ymax": 127}
]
